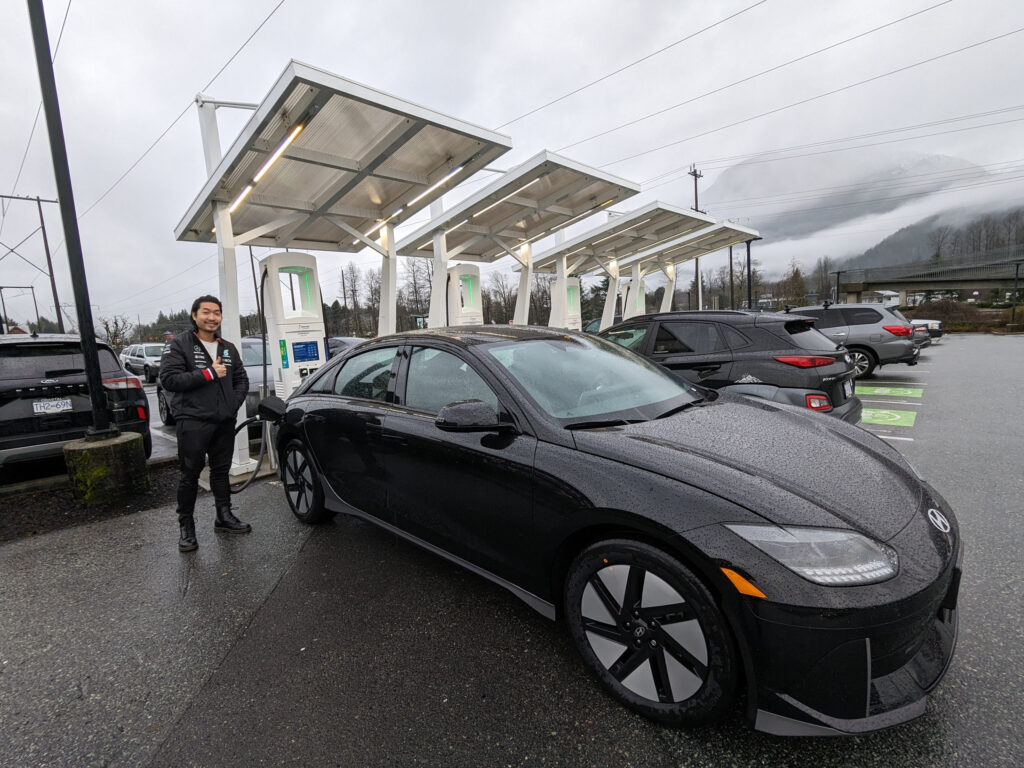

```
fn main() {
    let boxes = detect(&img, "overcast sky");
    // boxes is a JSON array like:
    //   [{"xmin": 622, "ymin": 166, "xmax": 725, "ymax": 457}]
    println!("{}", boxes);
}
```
[{"xmin": 2, "ymin": 0, "xmax": 1023, "ymax": 327}]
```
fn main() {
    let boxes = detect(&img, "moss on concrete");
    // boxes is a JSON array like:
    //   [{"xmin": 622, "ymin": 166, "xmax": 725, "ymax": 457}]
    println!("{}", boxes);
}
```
[{"xmin": 64, "ymin": 432, "xmax": 150, "ymax": 506}]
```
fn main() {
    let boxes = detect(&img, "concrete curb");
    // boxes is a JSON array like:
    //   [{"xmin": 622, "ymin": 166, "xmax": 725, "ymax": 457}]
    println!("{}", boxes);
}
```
[{"xmin": 0, "ymin": 454, "xmax": 178, "ymax": 500}]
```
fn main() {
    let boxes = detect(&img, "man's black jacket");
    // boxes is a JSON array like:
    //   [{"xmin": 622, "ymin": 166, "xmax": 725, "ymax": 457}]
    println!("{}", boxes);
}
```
[{"xmin": 159, "ymin": 331, "xmax": 248, "ymax": 423}]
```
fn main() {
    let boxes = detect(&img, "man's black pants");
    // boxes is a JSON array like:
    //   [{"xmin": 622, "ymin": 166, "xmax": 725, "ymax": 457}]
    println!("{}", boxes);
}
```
[{"xmin": 176, "ymin": 418, "xmax": 234, "ymax": 517}]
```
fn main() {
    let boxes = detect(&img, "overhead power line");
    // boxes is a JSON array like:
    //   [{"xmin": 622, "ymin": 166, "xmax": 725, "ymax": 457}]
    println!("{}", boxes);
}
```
[
  {"xmin": 494, "ymin": 0, "xmax": 768, "ymax": 129},
  {"xmin": 556, "ymin": 1, "xmax": 951, "ymax": 153},
  {"xmin": 642, "ymin": 113, "xmax": 1024, "ymax": 191},
  {"xmin": 602, "ymin": 25, "xmax": 1024, "ymax": 168},
  {"xmin": 0, "ymin": 0, "xmax": 73, "ymax": 240}
]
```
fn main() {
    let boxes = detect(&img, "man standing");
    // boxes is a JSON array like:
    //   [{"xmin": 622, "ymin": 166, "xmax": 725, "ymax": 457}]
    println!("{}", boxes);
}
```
[{"xmin": 160, "ymin": 295, "xmax": 251, "ymax": 552}]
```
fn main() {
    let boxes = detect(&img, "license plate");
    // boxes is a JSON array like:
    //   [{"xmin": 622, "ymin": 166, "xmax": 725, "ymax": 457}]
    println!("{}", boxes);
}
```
[
  {"xmin": 843, "ymin": 380, "xmax": 853, "ymax": 399},
  {"xmin": 33, "ymin": 398, "xmax": 73, "ymax": 415}
]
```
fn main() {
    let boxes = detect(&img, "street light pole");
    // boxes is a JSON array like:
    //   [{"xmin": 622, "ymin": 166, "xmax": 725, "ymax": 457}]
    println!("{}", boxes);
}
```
[{"xmin": 27, "ymin": 0, "xmax": 113, "ymax": 434}]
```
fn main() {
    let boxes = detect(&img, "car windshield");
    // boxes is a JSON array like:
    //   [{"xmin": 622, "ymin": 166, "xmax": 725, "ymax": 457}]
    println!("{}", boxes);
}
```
[
  {"xmin": 483, "ymin": 335, "xmax": 698, "ymax": 423},
  {"xmin": 241, "ymin": 342, "xmax": 270, "ymax": 366},
  {"xmin": 144, "ymin": 345, "xmax": 164, "ymax": 356}
]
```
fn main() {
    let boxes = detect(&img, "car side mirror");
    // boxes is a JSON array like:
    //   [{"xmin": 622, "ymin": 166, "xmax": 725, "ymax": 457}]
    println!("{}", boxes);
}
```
[
  {"xmin": 257, "ymin": 395, "xmax": 287, "ymax": 424},
  {"xmin": 435, "ymin": 400, "xmax": 512, "ymax": 433}
]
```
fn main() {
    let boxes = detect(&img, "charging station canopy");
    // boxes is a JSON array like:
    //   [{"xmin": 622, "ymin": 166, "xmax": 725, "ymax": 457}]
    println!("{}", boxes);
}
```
[{"xmin": 174, "ymin": 60, "xmax": 512, "ymax": 251}]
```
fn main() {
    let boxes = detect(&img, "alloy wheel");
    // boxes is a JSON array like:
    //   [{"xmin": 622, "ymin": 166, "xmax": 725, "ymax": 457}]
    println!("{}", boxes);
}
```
[
  {"xmin": 284, "ymin": 447, "xmax": 316, "ymax": 518},
  {"xmin": 580, "ymin": 563, "xmax": 709, "ymax": 704}
]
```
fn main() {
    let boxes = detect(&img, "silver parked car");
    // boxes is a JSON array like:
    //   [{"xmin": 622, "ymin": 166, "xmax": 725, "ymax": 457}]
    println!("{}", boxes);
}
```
[
  {"xmin": 789, "ymin": 303, "xmax": 919, "ymax": 378},
  {"xmin": 122, "ymin": 342, "xmax": 165, "ymax": 382}
]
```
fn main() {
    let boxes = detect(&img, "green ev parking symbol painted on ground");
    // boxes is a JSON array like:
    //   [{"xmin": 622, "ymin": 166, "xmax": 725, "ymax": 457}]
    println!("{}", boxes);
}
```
[
  {"xmin": 855, "ymin": 386, "xmax": 924, "ymax": 398},
  {"xmin": 861, "ymin": 409, "xmax": 917, "ymax": 427}
]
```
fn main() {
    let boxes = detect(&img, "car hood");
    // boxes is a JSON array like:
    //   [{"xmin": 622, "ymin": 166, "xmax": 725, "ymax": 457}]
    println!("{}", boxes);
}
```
[{"xmin": 570, "ymin": 395, "xmax": 922, "ymax": 541}]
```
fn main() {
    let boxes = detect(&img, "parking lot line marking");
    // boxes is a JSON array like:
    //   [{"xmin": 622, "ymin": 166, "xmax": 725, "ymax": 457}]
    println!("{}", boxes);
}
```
[
  {"xmin": 856, "ymin": 386, "xmax": 924, "ymax": 398},
  {"xmin": 859, "ymin": 399, "xmax": 920, "ymax": 406},
  {"xmin": 878, "ymin": 435, "xmax": 915, "ymax": 441},
  {"xmin": 870, "ymin": 380, "xmax": 929, "ymax": 386},
  {"xmin": 861, "ymin": 409, "xmax": 917, "ymax": 427}
]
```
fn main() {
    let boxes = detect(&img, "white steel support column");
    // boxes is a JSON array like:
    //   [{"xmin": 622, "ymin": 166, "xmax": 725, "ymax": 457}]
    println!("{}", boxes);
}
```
[
  {"xmin": 428, "ymin": 229, "xmax": 449, "ymax": 328},
  {"xmin": 513, "ymin": 243, "xmax": 532, "ymax": 324},
  {"xmin": 379, "ymin": 223, "xmax": 398, "ymax": 335},
  {"xmin": 600, "ymin": 259, "xmax": 619, "ymax": 331},
  {"xmin": 427, "ymin": 200, "xmax": 449, "ymax": 328},
  {"xmin": 660, "ymin": 263, "xmax": 676, "ymax": 312},
  {"xmin": 548, "ymin": 255, "xmax": 568, "ymax": 328},
  {"xmin": 695, "ymin": 256, "xmax": 703, "ymax": 310},
  {"xmin": 622, "ymin": 264, "xmax": 645, "ymax": 320},
  {"xmin": 197, "ymin": 97, "xmax": 254, "ymax": 476}
]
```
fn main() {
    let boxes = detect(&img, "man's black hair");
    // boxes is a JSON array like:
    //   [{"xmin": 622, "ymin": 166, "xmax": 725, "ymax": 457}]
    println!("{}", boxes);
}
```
[{"xmin": 190, "ymin": 295, "xmax": 222, "ymax": 329}]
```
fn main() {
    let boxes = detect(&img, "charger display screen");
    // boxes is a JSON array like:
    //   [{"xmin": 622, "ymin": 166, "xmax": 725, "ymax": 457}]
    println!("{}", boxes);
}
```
[{"xmin": 292, "ymin": 341, "xmax": 319, "ymax": 363}]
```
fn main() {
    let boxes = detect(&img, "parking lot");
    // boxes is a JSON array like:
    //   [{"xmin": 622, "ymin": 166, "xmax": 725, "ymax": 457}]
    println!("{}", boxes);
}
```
[{"xmin": 1, "ymin": 333, "xmax": 1022, "ymax": 767}]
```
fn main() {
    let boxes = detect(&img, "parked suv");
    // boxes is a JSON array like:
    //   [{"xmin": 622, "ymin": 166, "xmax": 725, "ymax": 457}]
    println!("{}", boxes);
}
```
[
  {"xmin": 122, "ymin": 342, "xmax": 165, "ymax": 382},
  {"xmin": 599, "ymin": 310, "xmax": 862, "ymax": 422},
  {"xmin": 0, "ymin": 334, "xmax": 151, "ymax": 467},
  {"xmin": 789, "ymin": 303, "xmax": 918, "ymax": 378}
]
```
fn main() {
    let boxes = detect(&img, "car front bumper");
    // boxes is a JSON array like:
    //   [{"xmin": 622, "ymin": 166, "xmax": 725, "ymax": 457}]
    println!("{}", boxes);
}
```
[{"xmin": 746, "ymin": 541, "xmax": 962, "ymax": 736}]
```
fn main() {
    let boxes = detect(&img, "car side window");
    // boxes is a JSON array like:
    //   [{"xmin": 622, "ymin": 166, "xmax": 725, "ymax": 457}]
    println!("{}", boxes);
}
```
[
  {"xmin": 404, "ymin": 347, "xmax": 499, "ymax": 415},
  {"xmin": 842, "ymin": 307, "xmax": 883, "ymax": 325},
  {"xmin": 804, "ymin": 309, "xmax": 844, "ymax": 329},
  {"xmin": 307, "ymin": 365, "xmax": 338, "ymax": 393},
  {"xmin": 332, "ymin": 346, "xmax": 397, "ymax": 401},
  {"xmin": 602, "ymin": 324, "xmax": 649, "ymax": 352},
  {"xmin": 654, "ymin": 322, "xmax": 724, "ymax": 355},
  {"xmin": 721, "ymin": 325, "xmax": 750, "ymax": 350}
]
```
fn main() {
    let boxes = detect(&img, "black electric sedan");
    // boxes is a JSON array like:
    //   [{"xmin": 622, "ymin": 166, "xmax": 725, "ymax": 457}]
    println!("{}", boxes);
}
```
[
  {"xmin": 599, "ymin": 311, "xmax": 861, "ymax": 423},
  {"xmin": 269, "ymin": 326, "xmax": 960, "ymax": 736}
]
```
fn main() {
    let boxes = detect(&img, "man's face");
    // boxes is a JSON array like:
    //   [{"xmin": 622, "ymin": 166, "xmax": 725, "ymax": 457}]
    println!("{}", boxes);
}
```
[{"xmin": 192, "ymin": 302, "xmax": 222, "ymax": 334}]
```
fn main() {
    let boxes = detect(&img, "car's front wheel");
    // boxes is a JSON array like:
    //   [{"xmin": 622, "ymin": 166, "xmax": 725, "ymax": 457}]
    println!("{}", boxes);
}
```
[
  {"xmin": 144, "ymin": 365, "xmax": 153, "ymax": 383},
  {"xmin": 157, "ymin": 389, "xmax": 175, "ymax": 425},
  {"xmin": 848, "ymin": 347, "xmax": 877, "ymax": 379},
  {"xmin": 565, "ymin": 540, "xmax": 738, "ymax": 726},
  {"xmin": 281, "ymin": 439, "xmax": 333, "ymax": 524}
]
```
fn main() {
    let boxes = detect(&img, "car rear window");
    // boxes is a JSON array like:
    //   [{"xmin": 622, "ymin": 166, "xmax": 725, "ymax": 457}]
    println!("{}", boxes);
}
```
[
  {"xmin": 0, "ymin": 342, "xmax": 121, "ymax": 379},
  {"xmin": 782, "ymin": 320, "xmax": 840, "ymax": 351}
]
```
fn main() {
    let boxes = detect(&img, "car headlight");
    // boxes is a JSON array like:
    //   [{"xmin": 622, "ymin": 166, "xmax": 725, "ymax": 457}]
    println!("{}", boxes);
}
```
[{"xmin": 726, "ymin": 524, "xmax": 898, "ymax": 586}]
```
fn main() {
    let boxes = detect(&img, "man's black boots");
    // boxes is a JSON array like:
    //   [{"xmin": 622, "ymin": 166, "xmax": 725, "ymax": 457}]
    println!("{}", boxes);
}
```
[
  {"xmin": 215, "ymin": 504, "xmax": 252, "ymax": 534},
  {"xmin": 178, "ymin": 515, "xmax": 198, "ymax": 552}
]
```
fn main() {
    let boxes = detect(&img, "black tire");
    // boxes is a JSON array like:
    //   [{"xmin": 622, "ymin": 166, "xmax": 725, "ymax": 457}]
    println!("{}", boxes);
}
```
[
  {"xmin": 848, "ymin": 347, "xmax": 877, "ymax": 379},
  {"xmin": 144, "ymin": 365, "xmax": 153, "ymax": 383},
  {"xmin": 157, "ymin": 389, "xmax": 175, "ymax": 426},
  {"xmin": 143, "ymin": 431, "xmax": 152, "ymax": 459},
  {"xmin": 281, "ymin": 439, "xmax": 333, "ymax": 524},
  {"xmin": 565, "ymin": 539, "xmax": 738, "ymax": 727}
]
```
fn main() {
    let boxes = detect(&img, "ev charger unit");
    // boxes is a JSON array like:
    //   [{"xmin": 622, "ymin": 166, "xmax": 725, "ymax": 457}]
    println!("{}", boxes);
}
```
[
  {"xmin": 260, "ymin": 251, "xmax": 326, "ymax": 398},
  {"xmin": 564, "ymin": 276, "xmax": 582, "ymax": 330},
  {"xmin": 446, "ymin": 264, "xmax": 483, "ymax": 325}
]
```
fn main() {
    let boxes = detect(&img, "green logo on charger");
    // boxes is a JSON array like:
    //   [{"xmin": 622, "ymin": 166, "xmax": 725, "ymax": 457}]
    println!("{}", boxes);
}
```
[{"xmin": 279, "ymin": 339, "xmax": 289, "ymax": 369}]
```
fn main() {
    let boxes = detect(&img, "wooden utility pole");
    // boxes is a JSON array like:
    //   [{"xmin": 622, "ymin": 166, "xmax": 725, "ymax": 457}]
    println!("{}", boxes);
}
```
[{"xmin": 688, "ymin": 165, "xmax": 705, "ymax": 214}]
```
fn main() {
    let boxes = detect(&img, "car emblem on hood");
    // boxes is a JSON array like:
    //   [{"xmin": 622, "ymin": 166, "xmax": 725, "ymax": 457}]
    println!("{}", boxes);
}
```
[
  {"xmin": 927, "ymin": 508, "xmax": 951, "ymax": 533},
  {"xmin": 40, "ymin": 379, "xmax": 58, "ymax": 384}
]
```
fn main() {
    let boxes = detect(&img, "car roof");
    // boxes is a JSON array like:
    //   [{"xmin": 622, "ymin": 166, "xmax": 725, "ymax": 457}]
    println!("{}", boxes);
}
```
[
  {"xmin": 374, "ymin": 325, "xmax": 580, "ymax": 348},
  {"xmin": 0, "ymin": 333, "xmax": 110, "ymax": 348},
  {"xmin": 608, "ymin": 310, "xmax": 810, "ymax": 326}
]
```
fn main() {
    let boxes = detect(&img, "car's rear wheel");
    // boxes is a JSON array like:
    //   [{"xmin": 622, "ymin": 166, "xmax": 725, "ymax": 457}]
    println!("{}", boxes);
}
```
[
  {"xmin": 282, "ymin": 439, "xmax": 333, "ymax": 524},
  {"xmin": 144, "ymin": 365, "xmax": 153, "ymax": 383},
  {"xmin": 565, "ymin": 540, "xmax": 738, "ymax": 726},
  {"xmin": 143, "ymin": 431, "xmax": 152, "ymax": 459},
  {"xmin": 157, "ymin": 389, "xmax": 175, "ymax": 425},
  {"xmin": 848, "ymin": 347, "xmax": 876, "ymax": 379}
]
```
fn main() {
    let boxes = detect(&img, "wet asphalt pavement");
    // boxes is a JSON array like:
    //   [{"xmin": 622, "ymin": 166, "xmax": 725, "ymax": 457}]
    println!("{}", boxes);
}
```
[{"xmin": 1, "ymin": 334, "xmax": 1022, "ymax": 767}]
